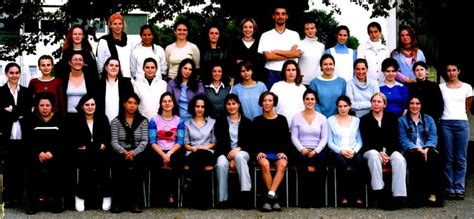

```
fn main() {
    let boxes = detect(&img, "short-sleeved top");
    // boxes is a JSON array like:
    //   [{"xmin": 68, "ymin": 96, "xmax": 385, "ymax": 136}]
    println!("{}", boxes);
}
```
[
  {"xmin": 258, "ymin": 28, "xmax": 301, "ymax": 71},
  {"xmin": 440, "ymin": 82, "xmax": 473, "ymax": 120}
]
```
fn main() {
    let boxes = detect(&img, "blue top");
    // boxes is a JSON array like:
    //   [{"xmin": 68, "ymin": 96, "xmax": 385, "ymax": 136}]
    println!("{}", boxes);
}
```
[
  {"xmin": 380, "ymin": 82, "xmax": 409, "ymax": 117},
  {"xmin": 231, "ymin": 82, "xmax": 267, "ymax": 120},
  {"xmin": 391, "ymin": 49, "xmax": 426, "ymax": 79},
  {"xmin": 327, "ymin": 115, "xmax": 362, "ymax": 154},
  {"xmin": 309, "ymin": 76, "xmax": 346, "ymax": 117},
  {"xmin": 398, "ymin": 113, "xmax": 437, "ymax": 153},
  {"xmin": 325, "ymin": 43, "xmax": 358, "ymax": 60}
]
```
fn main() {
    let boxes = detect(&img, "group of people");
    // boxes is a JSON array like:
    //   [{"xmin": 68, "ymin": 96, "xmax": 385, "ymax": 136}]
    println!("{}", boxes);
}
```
[{"xmin": 0, "ymin": 4, "xmax": 472, "ymax": 215}]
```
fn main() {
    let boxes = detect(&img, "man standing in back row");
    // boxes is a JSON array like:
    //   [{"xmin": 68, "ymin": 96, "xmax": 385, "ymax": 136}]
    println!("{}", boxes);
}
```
[{"xmin": 258, "ymin": 5, "xmax": 301, "ymax": 89}]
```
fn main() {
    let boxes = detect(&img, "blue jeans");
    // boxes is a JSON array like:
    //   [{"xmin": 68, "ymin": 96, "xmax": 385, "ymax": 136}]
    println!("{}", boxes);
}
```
[
  {"xmin": 440, "ymin": 120, "xmax": 469, "ymax": 193},
  {"xmin": 264, "ymin": 69, "xmax": 281, "ymax": 89}
]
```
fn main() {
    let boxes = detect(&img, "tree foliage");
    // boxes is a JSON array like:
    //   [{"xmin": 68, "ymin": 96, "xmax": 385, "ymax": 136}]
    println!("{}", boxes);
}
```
[{"xmin": 0, "ymin": 0, "xmax": 447, "ymax": 63}]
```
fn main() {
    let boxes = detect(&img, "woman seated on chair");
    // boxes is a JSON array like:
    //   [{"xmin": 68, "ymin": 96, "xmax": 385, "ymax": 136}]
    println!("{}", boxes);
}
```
[
  {"xmin": 215, "ymin": 94, "xmax": 253, "ymax": 209},
  {"xmin": 148, "ymin": 92, "xmax": 185, "ymax": 207},
  {"xmin": 183, "ymin": 95, "xmax": 217, "ymax": 210},
  {"xmin": 110, "ymin": 93, "xmax": 149, "ymax": 213},
  {"xmin": 327, "ymin": 95, "xmax": 365, "ymax": 207},
  {"xmin": 360, "ymin": 92, "xmax": 406, "ymax": 210},
  {"xmin": 252, "ymin": 91, "xmax": 291, "ymax": 212},
  {"xmin": 399, "ymin": 95, "xmax": 443, "ymax": 207},
  {"xmin": 71, "ymin": 94, "xmax": 112, "ymax": 212},
  {"xmin": 26, "ymin": 93, "xmax": 64, "ymax": 214},
  {"xmin": 290, "ymin": 89, "xmax": 328, "ymax": 207}
]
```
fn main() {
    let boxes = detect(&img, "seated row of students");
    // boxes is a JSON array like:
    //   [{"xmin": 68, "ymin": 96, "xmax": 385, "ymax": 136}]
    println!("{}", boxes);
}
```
[{"xmin": 2, "ymin": 55, "xmax": 469, "ymax": 213}]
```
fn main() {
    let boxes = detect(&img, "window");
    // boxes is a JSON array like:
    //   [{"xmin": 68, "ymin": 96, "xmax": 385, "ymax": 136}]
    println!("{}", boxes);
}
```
[{"xmin": 123, "ymin": 14, "xmax": 148, "ymax": 35}]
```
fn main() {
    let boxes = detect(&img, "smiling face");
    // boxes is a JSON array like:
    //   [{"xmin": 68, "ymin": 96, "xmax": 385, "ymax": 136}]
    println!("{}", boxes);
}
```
[
  {"xmin": 81, "ymin": 98, "xmax": 96, "ymax": 116},
  {"xmin": 211, "ymin": 66, "xmax": 223, "ymax": 82},
  {"xmin": 321, "ymin": 57, "xmax": 335, "ymax": 77},
  {"xmin": 400, "ymin": 29, "xmax": 412, "ymax": 46},
  {"xmin": 110, "ymin": 19, "xmax": 124, "ymax": 35},
  {"xmin": 140, "ymin": 28, "xmax": 154, "ymax": 46},
  {"xmin": 39, "ymin": 58, "xmax": 53, "ymax": 76},
  {"xmin": 225, "ymin": 99, "xmax": 240, "ymax": 116},
  {"xmin": 38, "ymin": 99, "xmax": 53, "ymax": 117},
  {"xmin": 408, "ymin": 97, "xmax": 421, "ymax": 115},
  {"xmin": 6, "ymin": 66, "xmax": 21, "ymax": 85},
  {"xmin": 337, "ymin": 29, "xmax": 348, "ymax": 45},
  {"xmin": 161, "ymin": 95, "xmax": 174, "ymax": 113},
  {"xmin": 303, "ymin": 93, "xmax": 316, "ymax": 110},
  {"xmin": 69, "ymin": 54, "xmax": 84, "ymax": 71},
  {"xmin": 242, "ymin": 21, "xmax": 254, "ymax": 38},
  {"xmin": 175, "ymin": 24, "xmax": 188, "ymax": 41},
  {"xmin": 262, "ymin": 94, "xmax": 275, "ymax": 113},
  {"xmin": 354, "ymin": 62, "xmax": 368, "ymax": 82},
  {"xmin": 143, "ymin": 61, "xmax": 157, "ymax": 79},
  {"xmin": 337, "ymin": 99, "xmax": 351, "ymax": 116},
  {"xmin": 273, "ymin": 8, "xmax": 288, "ymax": 26},
  {"xmin": 72, "ymin": 27, "xmax": 84, "ymax": 45}
]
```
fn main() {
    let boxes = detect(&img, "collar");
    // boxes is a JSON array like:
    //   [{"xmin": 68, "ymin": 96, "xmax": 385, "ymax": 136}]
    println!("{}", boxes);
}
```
[{"xmin": 7, "ymin": 82, "xmax": 20, "ymax": 91}]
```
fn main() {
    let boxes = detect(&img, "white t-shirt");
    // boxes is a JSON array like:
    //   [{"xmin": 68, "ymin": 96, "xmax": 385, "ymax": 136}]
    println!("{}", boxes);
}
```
[
  {"xmin": 440, "ymin": 82, "xmax": 473, "ymax": 120},
  {"xmin": 298, "ymin": 37, "xmax": 325, "ymax": 85},
  {"xmin": 258, "ymin": 28, "xmax": 301, "ymax": 71}
]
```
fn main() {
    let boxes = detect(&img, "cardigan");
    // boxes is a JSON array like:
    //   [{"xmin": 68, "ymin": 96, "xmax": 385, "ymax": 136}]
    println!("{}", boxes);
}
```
[
  {"xmin": 327, "ymin": 115, "xmax": 362, "ymax": 154},
  {"xmin": 214, "ymin": 115, "xmax": 253, "ymax": 156},
  {"xmin": 359, "ymin": 111, "xmax": 400, "ymax": 155}
]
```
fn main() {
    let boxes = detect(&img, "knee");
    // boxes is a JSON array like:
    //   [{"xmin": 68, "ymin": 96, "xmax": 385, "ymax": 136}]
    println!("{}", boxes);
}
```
[
  {"xmin": 365, "ymin": 150, "xmax": 379, "ymax": 161},
  {"xmin": 234, "ymin": 152, "xmax": 248, "ymax": 162}
]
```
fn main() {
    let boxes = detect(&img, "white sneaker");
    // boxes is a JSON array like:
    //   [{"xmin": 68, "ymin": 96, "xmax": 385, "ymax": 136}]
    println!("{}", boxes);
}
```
[
  {"xmin": 75, "ymin": 196, "xmax": 85, "ymax": 212},
  {"xmin": 102, "ymin": 197, "xmax": 112, "ymax": 211}
]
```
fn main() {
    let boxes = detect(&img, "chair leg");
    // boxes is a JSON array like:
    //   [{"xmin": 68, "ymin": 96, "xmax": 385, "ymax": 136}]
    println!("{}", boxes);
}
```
[
  {"xmin": 253, "ymin": 167, "xmax": 257, "ymax": 208},
  {"xmin": 334, "ymin": 167, "xmax": 338, "ymax": 207},
  {"xmin": 295, "ymin": 168, "xmax": 299, "ymax": 207},
  {"xmin": 325, "ymin": 166, "xmax": 329, "ymax": 207},
  {"xmin": 285, "ymin": 167, "xmax": 289, "ymax": 208}
]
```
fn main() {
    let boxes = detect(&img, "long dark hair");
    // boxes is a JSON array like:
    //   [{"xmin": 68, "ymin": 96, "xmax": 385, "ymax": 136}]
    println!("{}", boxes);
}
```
[
  {"xmin": 224, "ymin": 93, "xmax": 244, "ymax": 116},
  {"xmin": 175, "ymin": 58, "xmax": 199, "ymax": 91},
  {"xmin": 100, "ymin": 57, "xmax": 123, "ymax": 79}
]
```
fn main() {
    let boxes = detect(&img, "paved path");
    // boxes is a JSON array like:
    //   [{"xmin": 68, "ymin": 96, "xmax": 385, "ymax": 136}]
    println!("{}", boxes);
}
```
[{"xmin": 3, "ymin": 172, "xmax": 474, "ymax": 218}]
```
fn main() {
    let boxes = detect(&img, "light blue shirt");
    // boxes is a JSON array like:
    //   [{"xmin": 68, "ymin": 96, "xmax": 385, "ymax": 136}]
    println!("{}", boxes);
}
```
[{"xmin": 227, "ymin": 116, "xmax": 240, "ymax": 149}]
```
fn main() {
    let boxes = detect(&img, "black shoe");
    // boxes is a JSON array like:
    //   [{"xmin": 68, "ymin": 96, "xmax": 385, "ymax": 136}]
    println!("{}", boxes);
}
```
[
  {"xmin": 261, "ymin": 194, "xmax": 273, "ymax": 212},
  {"xmin": 110, "ymin": 206, "xmax": 122, "ymax": 214},
  {"xmin": 240, "ymin": 191, "xmax": 253, "ymax": 210},
  {"xmin": 271, "ymin": 195, "xmax": 281, "ymax": 211},
  {"xmin": 25, "ymin": 206, "xmax": 38, "ymax": 215},
  {"xmin": 130, "ymin": 204, "xmax": 142, "ymax": 213},
  {"xmin": 384, "ymin": 197, "xmax": 404, "ymax": 211},
  {"xmin": 217, "ymin": 201, "xmax": 230, "ymax": 209},
  {"xmin": 51, "ymin": 205, "xmax": 64, "ymax": 214}
]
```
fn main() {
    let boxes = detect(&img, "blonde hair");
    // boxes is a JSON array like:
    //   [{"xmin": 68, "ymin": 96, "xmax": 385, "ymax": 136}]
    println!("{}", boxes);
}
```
[{"xmin": 371, "ymin": 92, "xmax": 387, "ymax": 106}]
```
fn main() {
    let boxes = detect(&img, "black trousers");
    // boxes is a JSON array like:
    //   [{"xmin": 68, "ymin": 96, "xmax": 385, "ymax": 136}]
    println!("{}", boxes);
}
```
[
  {"xmin": 185, "ymin": 150, "xmax": 216, "ymax": 208},
  {"xmin": 111, "ymin": 152, "xmax": 145, "ymax": 208},
  {"xmin": 148, "ymin": 149, "xmax": 183, "ymax": 206},
  {"xmin": 26, "ymin": 157, "xmax": 61, "ymax": 207},
  {"xmin": 404, "ymin": 148, "xmax": 443, "ymax": 203},
  {"xmin": 3, "ymin": 139, "xmax": 27, "ymax": 204},
  {"xmin": 75, "ymin": 149, "xmax": 111, "ymax": 204}
]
